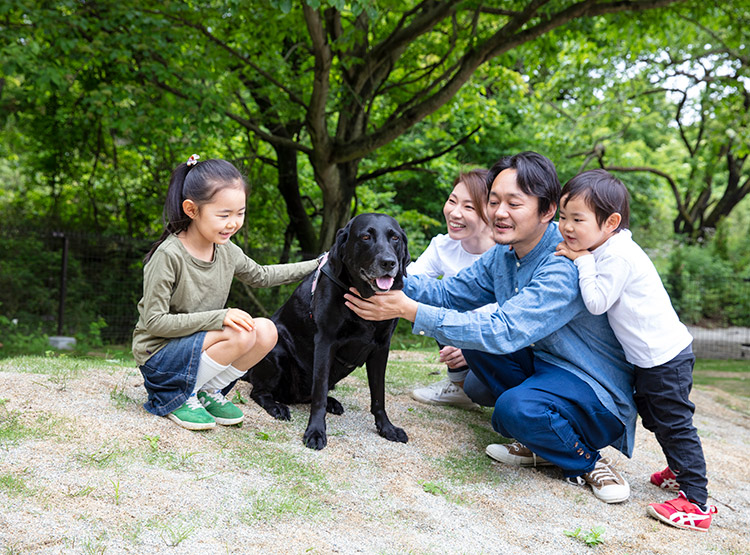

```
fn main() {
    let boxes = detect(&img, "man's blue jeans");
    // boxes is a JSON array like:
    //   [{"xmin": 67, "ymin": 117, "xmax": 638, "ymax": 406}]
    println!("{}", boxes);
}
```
[{"xmin": 463, "ymin": 348, "xmax": 625, "ymax": 477}]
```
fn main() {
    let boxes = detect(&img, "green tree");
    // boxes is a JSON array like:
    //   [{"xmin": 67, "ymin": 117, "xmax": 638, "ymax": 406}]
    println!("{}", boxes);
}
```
[{"xmin": 2, "ymin": 0, "xmax": 689, "ymax": 253}]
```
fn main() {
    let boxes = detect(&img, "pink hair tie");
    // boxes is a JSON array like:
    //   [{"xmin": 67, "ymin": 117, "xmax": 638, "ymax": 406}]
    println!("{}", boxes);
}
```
[{"xmin": 186, "ymin": 154, "xmax": 200, "ymax": 167}]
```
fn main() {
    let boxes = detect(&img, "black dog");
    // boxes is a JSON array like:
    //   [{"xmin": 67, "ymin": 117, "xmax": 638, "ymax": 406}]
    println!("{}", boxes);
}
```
[{"xmin": 241, "ymin": 213, "xmax": 410, "ymax": 450}]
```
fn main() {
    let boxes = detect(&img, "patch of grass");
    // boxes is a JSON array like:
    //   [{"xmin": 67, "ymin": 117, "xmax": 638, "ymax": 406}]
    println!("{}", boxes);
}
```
[
  {"xmin": 0, "ymin": 471, "xmax": 35, "ymax": 498},
  {"xmin": 0, "ymin": 354, "xmax": 125, "ymax": 376},
  {"xmin": 564, "ymin": 525, "xmax": 606, "ymax": 547},
  {"xmin": 110, "ymin": 384, "xmax": 140, "ymax": 410},
  {"xmin": 141, "ymin": 435, "xmax": 198, "ymax": 471},
  {"xmin": 74, "ymin": 441, "xmax": 130, "ymax": 469},
  {"xmin": 0, "ymin": 404, "xmax": 53, "ymax": 449},
  {"xmin": 241, "ymin": 486, "xmax": 328, "ymax": 523},
  {"xmin": 694, "ymin": 358, "xmax": 750, "ymax": 399},
  {"xmin": 226, "ymin": 436, "xmax": 332, "ymax": 522}
]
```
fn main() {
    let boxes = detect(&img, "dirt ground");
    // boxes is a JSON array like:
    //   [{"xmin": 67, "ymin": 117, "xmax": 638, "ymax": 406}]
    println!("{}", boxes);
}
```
[{"xmin": 0, "ymin": 352, "xmax": 748, "ymax": 554}]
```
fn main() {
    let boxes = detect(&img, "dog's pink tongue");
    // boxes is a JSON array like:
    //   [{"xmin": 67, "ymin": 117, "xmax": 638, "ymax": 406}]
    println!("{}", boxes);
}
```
[{"xmin": 376, "ymin": 276, "xmax": 394, "ymax": 291}]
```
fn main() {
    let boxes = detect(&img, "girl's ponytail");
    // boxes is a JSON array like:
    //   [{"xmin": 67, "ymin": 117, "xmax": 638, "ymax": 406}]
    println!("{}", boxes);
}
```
[
  {"xmin": 144, "ymin": 163, "xmax": 193, "ymax": 263},
  {"xmin": 144, "ymin": 156, "xmax": 247, "ymax": 263}
]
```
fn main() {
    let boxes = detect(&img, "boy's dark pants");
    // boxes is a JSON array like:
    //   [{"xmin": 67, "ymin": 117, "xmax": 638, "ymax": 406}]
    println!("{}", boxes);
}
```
[{"xmin": 634, "ymin": 345, "xmax": 708, "ymax": 505}]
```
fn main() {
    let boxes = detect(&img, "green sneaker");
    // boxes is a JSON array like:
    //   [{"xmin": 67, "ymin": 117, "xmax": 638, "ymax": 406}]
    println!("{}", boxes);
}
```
[
  {"xmin": 197, "ymin": 390, "xmax": 244, "ymax": 425},
  {"xmin": 167, "ymin": 394, "xmax": 216, "ymax": 430}
]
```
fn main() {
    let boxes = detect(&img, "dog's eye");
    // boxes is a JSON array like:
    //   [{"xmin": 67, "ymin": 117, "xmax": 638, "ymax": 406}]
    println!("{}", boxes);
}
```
[
  {"xmin": 391, "ymin": 235, "xmax": 400, "ymax": 242},
  {"xmin": 361, "ymin": 234, "xmax": 371, "ymax": 241}
]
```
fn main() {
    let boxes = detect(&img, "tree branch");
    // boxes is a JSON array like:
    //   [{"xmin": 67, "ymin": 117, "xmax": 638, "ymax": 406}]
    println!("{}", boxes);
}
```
[
  {"xmin": 356, "ymin": 126, "xmax": 480, "ymax": 184},
  {"xmin": 334, "ymin": 0, "xmax": 686, "ymax": 163},
  {"xmin": 604, "ymin": 165, "xmax": 693, "ymax": 225}
]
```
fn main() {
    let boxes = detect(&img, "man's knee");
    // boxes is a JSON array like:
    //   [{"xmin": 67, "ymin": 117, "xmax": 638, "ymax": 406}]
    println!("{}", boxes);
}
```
[{"xmin": 493, "ymin": 388, "xmax": 545, "ymax": 436}]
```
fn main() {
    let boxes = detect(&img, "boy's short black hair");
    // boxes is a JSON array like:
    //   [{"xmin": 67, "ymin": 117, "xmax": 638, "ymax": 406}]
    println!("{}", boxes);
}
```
[
  {"xmin": 487, "ymin": 151, "xmax": 560, "ymax": 217},
  {"xmin": 561, "ymin": 169, "xmax": 630, "ymax": 230}
]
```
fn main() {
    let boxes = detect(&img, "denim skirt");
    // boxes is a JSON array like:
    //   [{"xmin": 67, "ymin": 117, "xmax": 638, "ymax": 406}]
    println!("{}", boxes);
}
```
[{"xmin": 139, "ymin": 331, "xmax": 207, "ymax": 416}]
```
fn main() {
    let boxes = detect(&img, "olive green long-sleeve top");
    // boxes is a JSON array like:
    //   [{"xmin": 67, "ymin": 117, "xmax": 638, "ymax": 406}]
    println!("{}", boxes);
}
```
[{"xmin": 132, "ymin": 234, "xmax": 317, "ymax": 366}]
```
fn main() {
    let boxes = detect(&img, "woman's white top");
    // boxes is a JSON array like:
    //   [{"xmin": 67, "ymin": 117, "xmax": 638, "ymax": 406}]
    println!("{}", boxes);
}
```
[
  {"xmin": 574, "ymin": 229, "xmax": 692, "ymax": 368},
  {"xmin": 408, "ymin": 234, "xmax": 496, "ymax": 314}
]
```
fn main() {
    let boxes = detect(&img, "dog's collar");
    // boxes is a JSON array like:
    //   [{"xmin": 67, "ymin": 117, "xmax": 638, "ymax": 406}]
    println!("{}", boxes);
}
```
[{"xmin": 310, "ymin": 253, "xmax": 363, "ymax": 313}]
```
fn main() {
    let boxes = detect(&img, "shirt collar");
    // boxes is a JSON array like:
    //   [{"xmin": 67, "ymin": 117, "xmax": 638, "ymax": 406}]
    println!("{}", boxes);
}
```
[{"xmin": 504, "ymin": 222, "xmax": 560, "ymax": 266}]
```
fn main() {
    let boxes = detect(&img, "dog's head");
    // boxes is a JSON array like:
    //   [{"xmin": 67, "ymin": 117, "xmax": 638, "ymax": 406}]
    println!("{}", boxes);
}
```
[{"xmin": 328, "ymin": 213, "xmax": 410, "ymax": 299}]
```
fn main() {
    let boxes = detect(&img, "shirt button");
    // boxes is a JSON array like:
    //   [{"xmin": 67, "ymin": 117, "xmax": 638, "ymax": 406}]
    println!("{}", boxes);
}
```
[
  {"xmin": 514, "ymin": 287, "xmax": 519, "ymax": 293},
  {"xmin": 516, "ymin": 262, "xmax": 520, "ymax": 268},
  {"xmin": 418, "ymin": 331, "xmax": 425, "ymax": 336}
]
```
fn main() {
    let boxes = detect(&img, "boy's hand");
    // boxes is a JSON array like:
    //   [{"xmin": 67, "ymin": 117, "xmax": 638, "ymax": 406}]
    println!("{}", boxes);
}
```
[
  {"xmin": 224, "ymin": 308, "xmax": 255, "ymax": 332},
  {"xmin": 555, "ymin": 240, "xmax": 589, "ymax": 261}
]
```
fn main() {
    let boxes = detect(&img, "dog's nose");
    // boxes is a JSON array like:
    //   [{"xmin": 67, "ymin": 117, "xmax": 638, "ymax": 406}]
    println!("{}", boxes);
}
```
[{"xmin": 379, "ymin": 258, "xmax": 397, "ymax": 272}]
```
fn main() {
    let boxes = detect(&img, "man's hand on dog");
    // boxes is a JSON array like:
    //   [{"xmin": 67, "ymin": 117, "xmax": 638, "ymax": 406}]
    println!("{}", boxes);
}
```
[{"xmin": 344, "ymin": 288, "xmax": 418, "ymax": 322}]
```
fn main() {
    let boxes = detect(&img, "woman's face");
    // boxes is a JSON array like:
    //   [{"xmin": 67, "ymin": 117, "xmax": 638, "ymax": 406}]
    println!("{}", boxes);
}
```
[{"xmin": 443, "ymin": 181, "xmax": 488, "ymax": 242}]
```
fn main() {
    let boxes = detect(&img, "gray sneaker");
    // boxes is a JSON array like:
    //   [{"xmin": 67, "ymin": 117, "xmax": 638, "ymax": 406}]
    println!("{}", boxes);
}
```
[
  {"xmin": 411, "ymin": 379, "xmax": 477, "ymax": 408},
  {"xmin": 486, "ymin": 442, "xmax": 553, "ymax": 467},
  {"xmin": 567, "ymin": 456, "xmax": 630, "ymax": 503}
]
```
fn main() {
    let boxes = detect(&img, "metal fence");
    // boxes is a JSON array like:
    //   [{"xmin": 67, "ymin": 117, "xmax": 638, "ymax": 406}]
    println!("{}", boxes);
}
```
[{"xmin": 1, "ymin": 229, "xmax": 748, "ymax": 359}]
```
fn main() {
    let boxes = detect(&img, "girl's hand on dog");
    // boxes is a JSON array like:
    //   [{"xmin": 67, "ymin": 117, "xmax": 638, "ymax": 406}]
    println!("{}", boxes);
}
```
[
  {"xmin": 224, "ymin": 308, "xmax": 255, "ymax": 332},
  {"xmin": 344, "ymin": 288, "xmax": 418, "ymax": 323}
]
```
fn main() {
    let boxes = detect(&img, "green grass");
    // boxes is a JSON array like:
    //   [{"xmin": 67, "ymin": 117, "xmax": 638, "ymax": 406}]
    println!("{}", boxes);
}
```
[
  {"xmin": 0, "ymin": 471, "xmax": 35, "ymax": 498},
  {"xmin": 694, "ymin": 359, "xmax": 750, "ymax": 397}
]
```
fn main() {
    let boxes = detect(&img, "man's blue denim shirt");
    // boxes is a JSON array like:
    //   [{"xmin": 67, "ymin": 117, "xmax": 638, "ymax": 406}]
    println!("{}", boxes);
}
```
[{"xmin": 405, "ymin": 222, "xmax": 637, "ymax": 457}]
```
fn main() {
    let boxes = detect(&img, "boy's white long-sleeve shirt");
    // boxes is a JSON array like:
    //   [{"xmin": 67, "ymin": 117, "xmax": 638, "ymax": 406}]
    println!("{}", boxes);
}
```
[{"xmin": 574, "ymin": 229, "xmax": 692, "ymax": 368}]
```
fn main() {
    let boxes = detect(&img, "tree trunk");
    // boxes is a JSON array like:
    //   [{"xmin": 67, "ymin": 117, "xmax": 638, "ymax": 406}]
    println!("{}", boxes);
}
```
[{"xmin": 274, "ymin": 141, "xmax": 318, "ymax": 259}]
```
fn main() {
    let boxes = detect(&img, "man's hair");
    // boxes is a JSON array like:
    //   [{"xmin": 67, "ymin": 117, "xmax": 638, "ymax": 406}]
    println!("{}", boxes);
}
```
[
  {"xmin": 487, "ymin": 151, "xmax": 560, "ymax": 216},
  {"xmin": 561, "ymin": 169, "xmax": 630, "ymax": 230}
]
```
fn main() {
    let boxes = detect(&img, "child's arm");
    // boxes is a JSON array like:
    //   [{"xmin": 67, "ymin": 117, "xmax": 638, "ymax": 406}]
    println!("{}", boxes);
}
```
[
  {"xmin": 573, "ymin": 253, "xmax": 631, "ymax": 316},
  {"xmin": 232, "ymin": 242, "xmax": 318, "ymax": 288}
]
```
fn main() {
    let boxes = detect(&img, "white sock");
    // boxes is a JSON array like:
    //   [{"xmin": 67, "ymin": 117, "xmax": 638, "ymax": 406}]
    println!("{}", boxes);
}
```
[
  {"xmin": 192, "ymin": 352, "xmax": 229, "ymax": 394},
  {"xmin": 201, "ymin": 364, "xmax": 246, "ymax": 392}
]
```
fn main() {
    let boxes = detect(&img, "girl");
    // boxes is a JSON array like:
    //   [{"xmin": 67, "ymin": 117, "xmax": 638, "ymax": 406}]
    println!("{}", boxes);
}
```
[
  {"xmin": 132, "ymin": 155, "xmax": 318, "ymax": 431},
  {"xmin": 409, "ymin": 168, "xmax": 496, "ymax": 408}
]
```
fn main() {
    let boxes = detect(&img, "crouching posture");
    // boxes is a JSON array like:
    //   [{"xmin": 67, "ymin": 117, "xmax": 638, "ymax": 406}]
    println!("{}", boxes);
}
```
[{"xmin": 132, "ymin": 155, "xmax": 317, "ymax": 430}]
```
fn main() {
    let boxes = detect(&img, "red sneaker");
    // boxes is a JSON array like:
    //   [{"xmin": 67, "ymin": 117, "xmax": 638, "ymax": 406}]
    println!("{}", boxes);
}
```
[
  {"xmin": 647, "ymin": 491, "xmax": 717, "ymax": 532},
  {"xmin": 650, "ymin": 466, "xmax": 679, "ymax": 491}
]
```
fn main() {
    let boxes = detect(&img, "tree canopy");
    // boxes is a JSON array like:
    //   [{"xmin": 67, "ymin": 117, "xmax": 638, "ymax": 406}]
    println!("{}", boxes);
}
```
[{"xmin": 2, "ymin": 0, "xmax": 749, "ymax": 255}]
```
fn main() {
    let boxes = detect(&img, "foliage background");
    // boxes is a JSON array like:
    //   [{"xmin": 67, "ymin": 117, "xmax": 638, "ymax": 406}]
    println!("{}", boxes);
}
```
[{"xmin": 1, "ymin": 1, "xmax": 749, "ymax": 352}]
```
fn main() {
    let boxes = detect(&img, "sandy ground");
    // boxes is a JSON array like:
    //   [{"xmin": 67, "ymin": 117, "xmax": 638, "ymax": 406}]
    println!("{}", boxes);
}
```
[{"xmin": 0, "ymin": 352, "xmax": 748, "ymax": 554}]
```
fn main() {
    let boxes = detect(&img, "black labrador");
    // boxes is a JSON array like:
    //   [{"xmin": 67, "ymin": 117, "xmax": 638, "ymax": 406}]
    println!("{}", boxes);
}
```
[{"xmin": 240, "ymin": 213, "xmax": 410, "ymax": 450}]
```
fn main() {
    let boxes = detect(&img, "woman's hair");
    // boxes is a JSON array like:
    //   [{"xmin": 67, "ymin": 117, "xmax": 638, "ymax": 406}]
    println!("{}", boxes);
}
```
[
  {"xmin": 561, "ymin": 169, "xmax": 630, "ymax": 230},
  {"xmin": 486, "ymin": 151, "xmax": 561, "ymax": 217},
  {"xmin": 144, "ymin": 158, "xmax": 247, "ymax": 263},
  {"xmin": 453, "ymin": 168, "xmax": 490, "ymax": 224}
]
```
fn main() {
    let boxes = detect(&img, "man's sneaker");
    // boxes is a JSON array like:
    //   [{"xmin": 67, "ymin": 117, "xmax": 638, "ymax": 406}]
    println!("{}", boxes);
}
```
[
  {"xmin": 167, "ymin": 394, "xmax": 216, "ymax": 430},
  {"xmin": 567, "ymin": 457, "xmax": 630, "ymax": 503},
  {"xmin": 486, "ymin": 442, "xmax": 553, "ymax": 467},
  {"xmin": 411, "ymin": 379, "xmax": 477, "ymax": 408},
  {"xmin": 197, "ymin": 390, "xmax": 244, "ymax": 425},
  {"xmin": 647, "ymin": 491, "xmax": 717, "ymax": 532},
  {"xmin": 651, "ymin": 466, "xmax": 680, "ymax": 491}
]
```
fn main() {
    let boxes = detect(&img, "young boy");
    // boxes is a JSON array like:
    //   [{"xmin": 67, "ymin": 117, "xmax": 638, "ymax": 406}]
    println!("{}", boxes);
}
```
[{"xmin": 555, "ymin": 169, "xmax": 717, "ymax": 532}]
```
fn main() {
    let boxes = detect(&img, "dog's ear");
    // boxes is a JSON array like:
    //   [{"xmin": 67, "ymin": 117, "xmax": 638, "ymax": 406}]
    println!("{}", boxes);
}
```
[
  {"xmin": 394, "ymin": 225, "xmax": 410, "ymax": 289},
  {"xmin": 326, "ymin": 220, "xmax": 351, "ymax": 277}
]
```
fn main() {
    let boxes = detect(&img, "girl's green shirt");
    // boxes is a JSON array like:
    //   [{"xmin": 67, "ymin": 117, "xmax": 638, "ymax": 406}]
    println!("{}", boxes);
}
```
[{"xmin": 132, "ymin": 234, "xmax": 316, "ymax": 366}]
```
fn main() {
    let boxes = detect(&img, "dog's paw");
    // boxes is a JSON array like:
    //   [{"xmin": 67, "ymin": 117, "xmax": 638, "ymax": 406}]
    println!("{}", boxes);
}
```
[
  {"xmin": 379, "ymin": 425, "xmax": 408, "ymax": 444},
  {"xmin": 267, "ymin": 403, "xmax": 291, "ymax": 421},
  {"xmin": 302, "ymin": 428, "xmax": 328, "ymax": 450},
  {"xmin": 326, "ymin": 396, "xmax": 344, "ymax": 415}
]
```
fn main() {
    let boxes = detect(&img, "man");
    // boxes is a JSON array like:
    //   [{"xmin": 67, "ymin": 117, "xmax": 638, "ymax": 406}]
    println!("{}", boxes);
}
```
[{"xmin": 345, "ymin": 151, "xmax": 636, "ymax": 503}]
